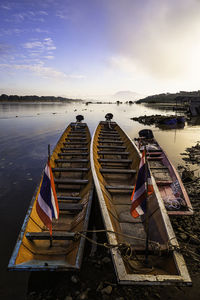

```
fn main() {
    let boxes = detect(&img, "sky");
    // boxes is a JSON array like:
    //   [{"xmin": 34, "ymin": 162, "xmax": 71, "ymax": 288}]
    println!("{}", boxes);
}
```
[{"xmin": 0, "ymin": 0, "xmax": 200, "ymax": 99}]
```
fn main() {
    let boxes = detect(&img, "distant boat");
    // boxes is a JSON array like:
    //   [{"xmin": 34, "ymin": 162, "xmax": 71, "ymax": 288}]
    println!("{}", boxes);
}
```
[
  {"xmin": 157, "ymin": 116, "xmax": 185, "ymax": 126},
  {"xmin": 136, "ymin": 129, "xmax": 193, "ymax": 216},
  {"xmin": 8, "ymin": 118, "xmax": 94, "ymax": 271},
  {"xmin": 91, "ymin": 118, "xmax": 191, "ymax": 285}
]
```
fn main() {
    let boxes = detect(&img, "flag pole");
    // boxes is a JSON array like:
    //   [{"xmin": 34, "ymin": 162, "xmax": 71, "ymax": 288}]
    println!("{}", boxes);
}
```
[
  {"xmin": 144, "ymin": 145, "xmax": 149, "ymax": 265},
  {"xmin": 48, "ymin": 144, "xmax": 53, "ymax": 248}
]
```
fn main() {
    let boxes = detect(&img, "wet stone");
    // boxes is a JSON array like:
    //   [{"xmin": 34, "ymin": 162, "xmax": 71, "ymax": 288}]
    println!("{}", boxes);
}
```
[
  {"xmin": 71, "ymin": 275, "xmax": 79, "ymax": 284},
  {"xmin": 64, "ymin": 296, "xmax": 73, "ymax": 300},
  {"xmin": 101, "ymin": 285, "xmax": 112, "ymax": 295},
  {"xmin": 102, "ymin": 256, "xmax": 111, "ymax": 264},
  {"xmin": 96, "ymin": 282, "xmax": 104, "ymax": 292},
  {"xmin": 179, "ymin": 233, "xmax": 188, "ymax": 241}
]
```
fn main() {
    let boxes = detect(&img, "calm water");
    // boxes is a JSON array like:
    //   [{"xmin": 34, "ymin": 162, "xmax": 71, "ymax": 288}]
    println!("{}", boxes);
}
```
[{"xmin": 0, "ymin": 101, "xmax": 200, "ymax": 299}]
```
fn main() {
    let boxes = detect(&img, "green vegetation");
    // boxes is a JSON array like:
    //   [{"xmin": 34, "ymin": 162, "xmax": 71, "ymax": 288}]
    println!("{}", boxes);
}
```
[
  {"xmin": 136, "ymin": 90, "xmax": 200, "ymax": 104},
  {"xmin": 0, "ymin": 94, "xmax": 83, "ymax": 102}
]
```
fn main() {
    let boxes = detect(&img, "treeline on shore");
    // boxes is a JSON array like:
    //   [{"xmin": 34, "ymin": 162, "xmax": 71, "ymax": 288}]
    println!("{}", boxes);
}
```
[
  {"xmin": 0, "ymin": 94, "xmax": 83, "ymax": 102},
  {"xmin": 136, "ymin": 90, "xmax": 200, "ymax": 104}
]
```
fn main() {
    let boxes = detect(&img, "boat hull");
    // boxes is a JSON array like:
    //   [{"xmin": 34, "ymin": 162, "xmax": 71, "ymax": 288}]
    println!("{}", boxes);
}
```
[
  {"xmin": 8, "ymin": 122, "xmax": 93, "ymax": 271},
  {"xmin": 136, "ymin": 130, "xmax": 193, "ymax": 216},
  {"xmin": 91, "ymin": 121, "xmax": 191, "ymax": 285}
]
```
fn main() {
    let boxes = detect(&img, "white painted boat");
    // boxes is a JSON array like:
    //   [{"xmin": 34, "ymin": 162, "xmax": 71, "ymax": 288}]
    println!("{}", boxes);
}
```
[{"xmin": 90, "ymin": 120, "xmax": 191, "ymax": 285}]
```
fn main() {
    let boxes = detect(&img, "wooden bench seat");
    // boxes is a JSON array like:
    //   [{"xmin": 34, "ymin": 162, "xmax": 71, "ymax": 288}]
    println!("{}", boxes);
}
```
[
  {"xmin": 58, "ymin": 152, "xmax": 88, "ymax": 156},
  {"xmin": 59, "ymin": 203, "xmax": 83, "ymax": 212},
  {"xmin": 26, "ymin": 232, "xmax": 76, "ymax": 241},
  {"xmin": 156, "ymin": 180, "xmax": 173, "ymax": 185},
  {"xmin": 98, "ymin": 136, "xmax": 121, "ymax": 140},
  {"xmin": 98, "ymin": 151, "xmax": 129, "ymax": 155},
  {"xmin": 147, "ymin": 157, "xmax": 163, "ymax": 160},
  {"xmin": 57, "ymin": 195, "xmax": 81, "ymax": 202},
  {"xmin": 61, "ymin": 147, "xmax": 88, "ymax": 151},
  {"xmin": 63, "ymin": 142, "xmax": 88, "ymax": 146},
  {"xmin": 100, "ymin": 168, "xmax": 136, "ymax": 174},
  {"xmin": 99, "ymin": 134, "xmax": 120, "ymax": 138},
  {"xmin": 70, "ymin": 130, "xmax": 86, "ymax": 133},
  {"xmin": 55, "ymin": 159, "xmax": 89, "ymax": 163},
  {"xmin": 98, "ymin": 159, "xmax": 132, "ymax": 163},
  {"xmin": 54, "ymin": 178, "xmax": 89, "ymax": 185},
  {"xmin": 67, "ymin": 134, "xmax": 86, "ymax": 138},
  {"xmin": 100, "ymin": 131, "xmax": 119, "ymax": 134},
  {"xmin": 147, "ymin": 152, "xmax": 163, "ymax": 156},
  {"xmin": 66, "ymin": 138, "xmax": 87, "ymax": 141},
  {"xmin": 52, "ymin": 167, "xmax": 89, "ymax": 172},
  {"xmin": 98, "ymin": 140, "xmax": 124, "ymax": 144},
  {"xmin": 98, "ymin": 145, "xmax": 126, "ymax": 150},
  {"xmin": 100, "ymin": 130, "xmax": 117, "ymax": 132},
  {"xmin": 150, "ymin": 166, "xmax": 168, "ymax": 169},
  {"xmin": 106, "ymin": 185, "xmax": 134, "ymax": 190}
]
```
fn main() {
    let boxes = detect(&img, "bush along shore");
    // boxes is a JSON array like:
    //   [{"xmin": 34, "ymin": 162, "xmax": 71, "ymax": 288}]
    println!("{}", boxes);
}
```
[
  {"xmin": 27, "ymin": 144, "xmax": 200, "ymax": 300},
  {"xmin": 0, "ymin": 94, "xmax": 83, "ymax": 102}
]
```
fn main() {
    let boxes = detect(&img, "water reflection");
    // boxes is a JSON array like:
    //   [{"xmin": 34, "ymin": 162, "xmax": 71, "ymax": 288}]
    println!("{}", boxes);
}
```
[{"xmin": 0, "ymin": 101, "xmax": 200, "ymax": 299}]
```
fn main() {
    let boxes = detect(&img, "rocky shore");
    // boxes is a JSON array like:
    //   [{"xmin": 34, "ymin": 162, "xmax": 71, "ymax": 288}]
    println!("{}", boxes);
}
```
[
  {"xmin": 27, "ymin": 144, "xmax": 200, "ymax": 300},
  {"xmin": 131, "ymin": 114, "xmax": 186, "ymax": 127}
]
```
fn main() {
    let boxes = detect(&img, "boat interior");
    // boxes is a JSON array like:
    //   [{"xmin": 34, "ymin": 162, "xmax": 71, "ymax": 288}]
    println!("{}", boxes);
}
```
[
  {"xmin": 91, "ymin": 121, "xmax": 190, "ymax": 283},
  {"xmin": 137, "ymin": 130, "xmax": 193, "ymax": 215},
  {"xmin": 9, "ymin": 121, "xmax": 93, "ymax": 271}
]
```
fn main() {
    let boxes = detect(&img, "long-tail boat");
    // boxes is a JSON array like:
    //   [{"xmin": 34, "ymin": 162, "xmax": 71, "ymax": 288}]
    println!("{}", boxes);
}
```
[
  {"xmin": 8, "ymin": 117, "xmax": 94, "ymax": 271},
  {"xmin": 135, "ymin": 129, "xmax": 193, "ymax": 216},
  {"xmin": 90, "ymin": 117, "xmax": 191, "ymax": 285}
]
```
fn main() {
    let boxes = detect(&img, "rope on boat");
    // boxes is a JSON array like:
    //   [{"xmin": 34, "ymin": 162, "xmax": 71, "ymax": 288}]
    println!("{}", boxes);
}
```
[
  {"xmin": 22, "ymin": 229, "xmax": 200, "ymax": 268},
  {"xmin": 74, "ymin": 229, "xmax": 161, "ymax": 249},
  {"xmin": 74, "ymin": 229, "xmax": 163, "ymax": 266}
]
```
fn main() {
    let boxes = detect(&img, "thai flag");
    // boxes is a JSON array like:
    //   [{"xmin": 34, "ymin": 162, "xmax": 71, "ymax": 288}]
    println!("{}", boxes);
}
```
[
  {"xmin": 36, "ymin": 160, "xmax": 59, "ymax": 235},
  {"xmin": 130, "ymin": 150, "xmax": 153, "ymax": 218}
]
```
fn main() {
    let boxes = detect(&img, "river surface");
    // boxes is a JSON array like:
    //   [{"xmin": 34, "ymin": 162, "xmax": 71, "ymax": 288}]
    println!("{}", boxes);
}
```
[{"xmin": 0, "ymin": 101, "xmax": 200, "ymax": 299}]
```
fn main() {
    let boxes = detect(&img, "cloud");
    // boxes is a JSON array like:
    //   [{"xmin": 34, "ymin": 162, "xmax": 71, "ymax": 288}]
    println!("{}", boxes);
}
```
[
  {"xmin": 13, "ymin": 13, "xmax": 25, "ymax": 22},
  {"xmin": 107, "ymin": 0, "xmax": 200, "ymax": 80},
  {"xmin": 43, "ymin": 55, "xmax": 54, "ymax": 60},
  {"xmin": 0, "ymin": 63, "xmax": 85, "ymax": 80},
  {"xmin": 0, "ymin": 63, "xmax": 67, "ymax": 79},
  {"xmin": 0, "ymin": 28, "xmax": 25, "ymax": 36},
  {"xmin": 43, "ymin": 38, "xmax": 56, "ymax": 50},
  {"xmin": 0, "ymin": 43, "xmax": 12, "ymax": 55},
  {"xmin": 12, "ymin": 11, "xmax": 46, "ymax": 23},
  {"xmin": 56, "ymin": 11, "xmax": 69, "ymax": 20},
  {"xmin": 39, "ymin": 11, "xmax": 48, "ymax": 16},
  {"xmin": 23, "ymin": 38, "xmax": 56, "ymax": 54},
  {"xmin": 0, "ymin": 4, "xmax": 11, "ymax": 10},
  {"xmin": 34, "ymin": 28, "xmax": 49, "ymax": 34}
]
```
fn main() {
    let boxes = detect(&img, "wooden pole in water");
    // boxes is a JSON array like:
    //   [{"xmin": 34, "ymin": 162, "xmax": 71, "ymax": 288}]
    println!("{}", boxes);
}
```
[
  {"xmin": 144, "ymin": 146, "xmax": 149, "ymax": 265},
  {"xmin": 48, "ymin": 144, "xmax": 53, "ymax": 248}
]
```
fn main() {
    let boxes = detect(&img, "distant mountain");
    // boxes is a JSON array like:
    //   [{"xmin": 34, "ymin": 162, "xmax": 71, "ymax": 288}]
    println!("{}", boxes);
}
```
[{"xmin": 113, "ymin": 91, "xmax": 144, "ymax": 101}]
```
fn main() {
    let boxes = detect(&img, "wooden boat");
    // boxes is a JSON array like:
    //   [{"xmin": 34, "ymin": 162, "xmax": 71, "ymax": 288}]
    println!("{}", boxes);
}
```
[
  {"xmin": 135, "ymin": 129, "xmax": 193, "ymax": 216},
  {"xmin": 157, "ymin": 116, "xmax": 185, "ymax": 126},
  {"xmin": 8, "ymin": 118, "xmax": 93, "ymax": 271},
  {"xmin": 91, "ymin": 119, "xmax": 191, "ymax": 285}
]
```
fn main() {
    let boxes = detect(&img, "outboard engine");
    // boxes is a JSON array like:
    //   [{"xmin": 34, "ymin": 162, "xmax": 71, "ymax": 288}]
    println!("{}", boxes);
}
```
[
  {"xmin": 76, "ymin": 115, "xmax": 84, "ymax": 122},
  {"xmin": 138, "ymin": 129, "xmax": 154, "ymax": 139},
  {"xmin": 105, "ymin": 113, "xmax": 113, "ymax": 129},
  {"xmin": 105, "ymin": 113, "xmax": 113, "ymax": 121}
]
